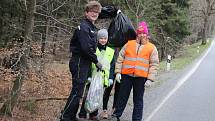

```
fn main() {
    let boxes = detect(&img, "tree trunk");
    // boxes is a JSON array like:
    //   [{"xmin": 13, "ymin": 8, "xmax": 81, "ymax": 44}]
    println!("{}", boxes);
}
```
[
  {"xmin": 41, "ymin": 0, "xmax": 53, "ymax": 54},
  {"xmin": 52, "ymin": 29, "xmax": 57, "ymax": 55},
  {"xmin": 207, "ymin": 18, "xmax": 212, "ymax": 37},
  {"xmin": 0, "ymin": 75, "xmax": 24, "ymax": 116},
  {"xmin": 202, "ymin": 17, "xmax": 208, "ymax": 45},
  {"xmin": 0, "ymin": 0, "xmax": 35, "ymax": 116},
  {"xmin": 210, "ymin": 23, "xmax": 214, "ymax": 36},
  {"xmin": 160, "ymin": 46, "xmax": 165, "ymax": 61},
  {"xmin": 41, "ymin": 19, "xmax": 50, "ymax": 54}
]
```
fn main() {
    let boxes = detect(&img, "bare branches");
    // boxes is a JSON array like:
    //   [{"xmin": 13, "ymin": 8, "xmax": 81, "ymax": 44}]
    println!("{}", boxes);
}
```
[
  {"xmin": 125, "ymin": 0, "xmax": 136, "ymax": 15},
  {"xmin": 206, "ymin": 0, "xmax": 215, "ymax": 15},
  {"xmin": 190, "ymin": 0, "xmax": 215, "ymax": 45},
  {"xmin": 34, "ymin": 25, "xmax": 72, "ymax": 34},
  {"xmin": 124, "ymin": 0, "xmax": 145, "ymax": 26},
  {"xmin": 24, "ymin": 0, "xmax": 27, "ymax": 10},
  {"xmin": 209, "ymin": 0, "xmax": 215, "ymax": 14},
  {"xmin": 52, "ymin": 0, "xmax": 68, "ymax": 13},
  {"xmin": 34, "ymin": 12, "xmax": 73, "ymax": 29}
]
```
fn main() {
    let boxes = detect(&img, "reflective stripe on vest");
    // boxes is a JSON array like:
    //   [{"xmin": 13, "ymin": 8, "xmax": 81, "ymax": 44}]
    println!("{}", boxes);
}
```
[
  {"xmin": 124, "ymin": 56, "xmax": 150, "ymax": 64},
  {"xmin": 121, "ymin": 40, "xmax": 154, "ymax": 77}
]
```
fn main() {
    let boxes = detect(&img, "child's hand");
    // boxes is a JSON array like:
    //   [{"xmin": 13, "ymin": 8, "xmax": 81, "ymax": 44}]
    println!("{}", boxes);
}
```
[{"xmin": 115, "ymin": 73, "xmax": 121, "ymax": 83}]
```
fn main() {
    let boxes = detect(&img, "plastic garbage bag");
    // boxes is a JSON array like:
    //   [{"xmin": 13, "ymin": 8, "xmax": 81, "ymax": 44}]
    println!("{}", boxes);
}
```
[
  {"xmin": 98, "ymin": 50, "xmax": 111, "ymax": 86},
  {"xmin": 97, "ymin": 50, "xmax": 110, "ymax": 71},
  {"xmin": 108, "ymin": 10, "xmax": 136, "ymax": 47},
  {"xmin": 98, "ymin": 6, "xmax": 118, "ymax": 19},
  {"xmin": 85, "ymin": 71, "xmax": 104, "ymax": 113}
]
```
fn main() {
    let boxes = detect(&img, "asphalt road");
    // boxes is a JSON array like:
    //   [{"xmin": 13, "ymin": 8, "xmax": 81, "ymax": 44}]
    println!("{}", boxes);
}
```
[{"xmin": 146, "ymin": 40, "xmax": 215, "ymax": 121}]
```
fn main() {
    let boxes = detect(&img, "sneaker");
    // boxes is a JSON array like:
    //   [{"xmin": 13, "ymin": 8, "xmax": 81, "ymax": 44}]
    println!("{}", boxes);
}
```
[{"xmin": 100, "ymin": 110, "xmax": 109, "ymax": 119}]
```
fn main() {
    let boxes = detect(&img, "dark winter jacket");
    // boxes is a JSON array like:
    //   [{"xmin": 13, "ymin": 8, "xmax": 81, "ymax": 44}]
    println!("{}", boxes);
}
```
[{"xmin": 70, "ymin": 19, "xmax": 98, "ymax": 64}]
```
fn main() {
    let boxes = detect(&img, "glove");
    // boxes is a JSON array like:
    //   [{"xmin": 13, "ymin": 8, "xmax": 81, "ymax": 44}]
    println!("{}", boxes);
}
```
[
  {"xmin": 87, "ymin": 77, "xmax": 92, "ymax": 83},
  {"xmin": 96, "ymin": 62, "xmax": 103, "ymax": 71},
  {"xmin": 145, "ymin": 79, "xmax": 152, "ymax": 87},
  {"xmin": 117, "ymin": 9, "xmax": 121, "ymax": 14},
  {"xmin": 115, "ymin": 73, "xmax": 121, "ymax": 83},
  {"xmin": 109, "ymin": 79, "xmax": 113, "ymax": 85}
]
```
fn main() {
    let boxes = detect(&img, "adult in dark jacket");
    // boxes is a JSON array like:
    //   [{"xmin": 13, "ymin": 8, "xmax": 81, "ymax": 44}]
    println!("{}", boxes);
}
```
[{"xmin": 60, "ymin": 1, "xmax": 102, "ymax": 121}]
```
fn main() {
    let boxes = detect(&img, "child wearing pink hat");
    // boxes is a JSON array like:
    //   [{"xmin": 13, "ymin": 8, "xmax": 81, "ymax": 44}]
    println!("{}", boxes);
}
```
[
  {"xmin": 137, "ymin": 21, "xmax": 149, "ymax": 36},
  {"xmin": 110, "ymin": 21, "xmax": 159, "ymax": 121}
]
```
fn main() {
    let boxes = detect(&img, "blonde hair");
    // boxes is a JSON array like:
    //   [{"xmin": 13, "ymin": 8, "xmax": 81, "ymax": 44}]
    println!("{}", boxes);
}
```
[{"xmin": 85, "ymin": 1, "xmax": 102, "ymax": 13}]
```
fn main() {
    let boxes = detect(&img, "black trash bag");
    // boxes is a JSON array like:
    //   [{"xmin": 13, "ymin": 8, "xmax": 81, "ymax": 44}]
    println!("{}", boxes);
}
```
[
  {"xmin": 98, "ymin": 6, "xmax": 118, "ymax": 19},
  {"xmin": 108, "ymin": 12, "xmax": 136, "ymax": 47}
]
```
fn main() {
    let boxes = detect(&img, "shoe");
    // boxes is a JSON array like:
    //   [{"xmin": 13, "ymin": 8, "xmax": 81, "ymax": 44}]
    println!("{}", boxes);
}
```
[
  {"xmin": 109, "ymin": 115, "xmax": 120, "ymax": 121},
  {"xmin": 89, "ymin": 115, "xmax": 98, "ymax": 120},
  {"xmin": 100, "ymin": 110, "xmax": 109, "ymax": 119},
  {"xmin": 71, "ymin": 118, "xmax": 79, "ymax": 121},
  {"xmin": 60, "ymin": 117, "xmax": 78, "ymax": 121},
  {"xmin": 60, "ymin": 116, "xmax": 78, "ymax": 121},
  {"xmin": 79, "ymin": 115, "xmax": 87, "ymax": 120},
  {"xmin": 59, "ymin": 110, "xmax": 78, "ymax": 121},
  {"xmin": 111, "ymin": 108, "xmax": 115, "ymax": 115}
]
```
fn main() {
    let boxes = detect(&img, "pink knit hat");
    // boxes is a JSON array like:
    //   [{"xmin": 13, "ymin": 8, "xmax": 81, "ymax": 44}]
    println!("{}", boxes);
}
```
[{"xmin": 136, "ymin": 21, "xmax": 149, "ymax": 35}]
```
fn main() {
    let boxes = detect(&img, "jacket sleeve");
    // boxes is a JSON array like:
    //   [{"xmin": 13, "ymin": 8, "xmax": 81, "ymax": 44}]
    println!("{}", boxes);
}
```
[
  {"xmin": 115, "ymin": 44, "xmax": 127, "ymax": 74},
  {"xmin": 78, "ymin": 25, "xmax": 98, "ymax": 64},
  {"xmin": 109, "ymin": 55, "xmax": 116, "ymax": 80},
  {"xmin": 148, "ymin": 46, "xmax": 159, "ymax": 81}
]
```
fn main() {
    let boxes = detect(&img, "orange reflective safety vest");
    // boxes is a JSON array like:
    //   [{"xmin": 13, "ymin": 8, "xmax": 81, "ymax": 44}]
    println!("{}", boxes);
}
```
[{"xmin": 121, "ymin": 40, "xmax": 154, "ymax": 78}]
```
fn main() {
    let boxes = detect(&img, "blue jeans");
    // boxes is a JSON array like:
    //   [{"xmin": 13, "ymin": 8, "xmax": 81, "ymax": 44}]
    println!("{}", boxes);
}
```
[{"xmin": 113, "ymin": 74, "xmax": 147, "ymax": 121}]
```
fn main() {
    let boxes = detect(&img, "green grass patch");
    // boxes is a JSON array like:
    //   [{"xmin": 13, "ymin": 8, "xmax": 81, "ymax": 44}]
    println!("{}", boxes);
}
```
[{"xmin": 159, "ymin": 39, "xmax": 212, "ymax": 71}]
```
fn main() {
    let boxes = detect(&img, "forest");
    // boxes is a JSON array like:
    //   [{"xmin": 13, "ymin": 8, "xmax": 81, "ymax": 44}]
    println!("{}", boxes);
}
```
[{"xmin": 0, "ymin": 0, "xmax": 215, "ymax": 121}]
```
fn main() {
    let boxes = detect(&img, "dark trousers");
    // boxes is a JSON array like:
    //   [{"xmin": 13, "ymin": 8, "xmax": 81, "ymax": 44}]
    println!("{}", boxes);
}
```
[
  {"xmin": 60, "ymin": 56, "xmax": 91, "ymax": 121},
  {"xmin": 113, "ymin": 74, "xmax": 147, "ymax": 121},
  {"xmin": 103, "ymin": 81, "xmax": 120, "ymax": 110},
  {"xmin": 78, "ymin": 83, "xmax": 98, "ymax": 118}
]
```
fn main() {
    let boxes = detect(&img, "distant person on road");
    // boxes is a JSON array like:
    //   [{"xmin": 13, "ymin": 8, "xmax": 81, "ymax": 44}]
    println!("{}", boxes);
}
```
[
  {"xmin": 60, "ymin": 1, "xmax": 102, "ymax": 121},
  {"xmin": 78, "ymin": 29, "xmax": 115, "ymax": 120},
  {"xmin": 110, "ymin": 21, "xmax": 159, "ymax": 121}
]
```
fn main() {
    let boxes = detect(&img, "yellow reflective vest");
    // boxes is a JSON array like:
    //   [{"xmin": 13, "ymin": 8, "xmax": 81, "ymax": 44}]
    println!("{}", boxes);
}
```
[{"xmin": 92, "ymin": 47, "xmax": 114, "ymax": 87}]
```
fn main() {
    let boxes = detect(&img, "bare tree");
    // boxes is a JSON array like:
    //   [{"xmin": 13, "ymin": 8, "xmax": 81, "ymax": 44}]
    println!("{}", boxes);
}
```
[
  {"xmin": 124, "ymin": 0, "xmax": 145, "ymax": 26},
  {"xmin": 34, "ymin": 0, "xmax": 84, "ymax": 57},
  {"xmin": 0, "ymin": 0, "xmax": 36, "ymax": 116},
  {"xmin": 192, "ymin": 0, "xmax": 215, "ymax": 45},
  {"xmin": 41, "ymin": 0, "xmax": 53, "ymax": 54},
  {"xmin": 201, "ymin": 0, "xmax": 215, "ymax": 44}
]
